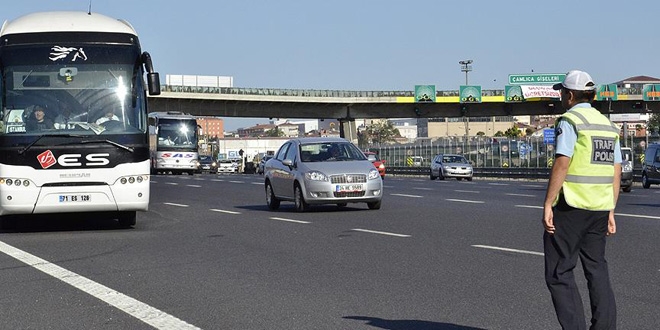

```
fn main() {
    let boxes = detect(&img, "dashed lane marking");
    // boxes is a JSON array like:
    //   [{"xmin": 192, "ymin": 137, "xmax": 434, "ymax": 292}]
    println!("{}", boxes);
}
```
[
  {"xmin": 0, "ymin": 241, "xmax": 201, "ymax": 330},
  {"xmin": 515, "ymin": 205, "xmax": 542, "ymax": 209},
  {"xmin": 165, "ymin": 182, "xmax": 178, "ymax": 186},
  {"xmin": 413, "ymin": 187, "xmax": 433, "ymax": 191},
  {"xmin": 163, "ymin": 202, "xmax": 189, "ymax": 208},
  {"xmin": 210, "ymin": 209, "xmax": 241, "ymax": 215},
  {"xmin": 472, "ymin": 244, "xmax": 544, "ymax": 256},
  {"xmin": 446, "ymin": 199, "xmax": 484, "ymax": 204},
  {"xmin": 186, "ymin": 184, "xmax": 202, "ymax": 188},
  {"xmin": 390, "ymin": 193, "xmax": 423, "ymax": 198},
  {"xmin": 454, "ymin": 190, "xmax": 479, "ymax": 193},
  {"xmin": 506, "ymin": 193, "xmax": 536, "ymax": 197},
  {"xmin": 269, "ymin": 217, "xmax": 311, "ymax": 224},
  {"xmin": 229, "ymin": 180, "xmax": 244, "ymax": 184},
  {"xmin": 351, "ymin": 228, "xmax": 411, "ymax": 238}
]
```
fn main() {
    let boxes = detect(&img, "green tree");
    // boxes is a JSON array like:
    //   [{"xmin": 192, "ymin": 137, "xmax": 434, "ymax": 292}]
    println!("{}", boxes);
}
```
[
  {"xmin": 365, "ymin": 120, "xmax": 400, "ymax": 145},
  {"xmin": 525, "ymin": 127, "xmax": 535, "ymax": 136},
  {"xmin": 494, "ymin": 131, "xmax": 505, "ymax": 137},
  {"xmin": 476, "ymin": 131, "xmax": 486, "ymax": 136},
  {"xmin": 648, "ymin": 113, "xmax": 660, "ymax": 136},
  {"xmin": 504, "ymin": 125, "xmax": 522, "ymax": 138}
]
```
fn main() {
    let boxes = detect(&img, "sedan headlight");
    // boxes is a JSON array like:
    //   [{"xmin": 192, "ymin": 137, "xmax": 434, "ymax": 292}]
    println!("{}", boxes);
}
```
[
  {"xmin": 305, "ymin": 171, "xmax": 328, "ymax": 181},
  {"xmin": 368, "ymin": 168, "xmax": 380, "ymax": 180}
]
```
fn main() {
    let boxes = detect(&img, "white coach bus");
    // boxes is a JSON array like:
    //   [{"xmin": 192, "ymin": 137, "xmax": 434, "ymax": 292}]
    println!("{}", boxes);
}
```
[
  {"xmin": 0, "ymin": 11, "xmax": 161, "ymax": 227},
  {"xmin": 148, "ymin": 111, "xmax": 200, "ymax": 175}
]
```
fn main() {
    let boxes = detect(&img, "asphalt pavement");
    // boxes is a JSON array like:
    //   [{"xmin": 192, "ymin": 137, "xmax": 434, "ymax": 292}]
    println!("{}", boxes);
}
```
[{"xmin": 1, "ymin": 174, "xmax": 659, "ymax": 329}]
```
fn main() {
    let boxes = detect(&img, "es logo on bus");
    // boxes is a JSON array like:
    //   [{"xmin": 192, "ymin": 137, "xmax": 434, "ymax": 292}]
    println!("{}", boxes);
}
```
[{"xmin": 37, "ymin": 150, "xmax": 110, "ymax": 169}]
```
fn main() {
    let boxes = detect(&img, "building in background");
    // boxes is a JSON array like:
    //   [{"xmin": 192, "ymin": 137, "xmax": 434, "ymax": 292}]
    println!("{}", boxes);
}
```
[
  {"xmin": 197, "ymin": 117, "xmax": 224, "ymax": 140},
  {"xmin": 237, "ymin": 124, "xmax": 276, "ymax": 137}
]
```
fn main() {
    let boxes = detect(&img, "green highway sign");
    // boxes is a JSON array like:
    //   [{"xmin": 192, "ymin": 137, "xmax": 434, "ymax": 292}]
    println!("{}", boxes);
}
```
[{"xmin": 508, "ymin": 73, "xmax": 566, "ymax": 85}]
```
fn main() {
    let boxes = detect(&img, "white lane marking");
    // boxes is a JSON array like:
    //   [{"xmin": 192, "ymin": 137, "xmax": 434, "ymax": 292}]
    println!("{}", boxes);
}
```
[
  {"xmin": 163, "ymin": 202, "xmax": 189, "ymax": 208},
  {"xmin": 269, "ymin": 217, "xmax": 311, "ymax": 224},
  {"xmin": 390, "ymin": 193, "xmax": 423, "ymax": 198},
  {"xmin": 454, "ymin": 190, "xmax": 479, "ymax": 193},
  {"xmin": 488, "ymin": 183, "xmax": 509, "ymax": 186},
  {"xmin": 229, "ymin": 180, "xmax": 244, "ymax": 184},
  {"xmin": 615, "ymin": 213, "xmax": 660, "ymax": 220},
  {"xmin": 193, "ymin": 178, "xmax": 205, "ymax": 181},
  {"xmin": 0, "ymin": 241, "xmax": 200, "ymax": 330},
  {"xmin": 506, "ymin": 193, "xmax": 536, "ymax": 197},
  {"xmin": 211, "ymin": 179, "xmax": 225, "ymax": 182},
  {"xmin": 515, "ymin": 205, "xmax": 542, "ymax": 209},
  {"xmin": 210, "ymin": 209, "xmax": 241, "ymax": 215},
  {"xmin": 351, "ymin": 228, "xmax": 411, "ymax": 238},
  {"xmin": 383, "ymin": 185, "xmax": 395, "ymax": 188},
  {"xmin": 251, "ymin": 182, "xmax": 263, "ymax": 185},
  {"xmin": 446, "ymin": 199, "xmax": 484, "ymax": 204},
  {"xmin": 186, "ymin": 184, "xmax": 202, "ymax": 188},
  {"xmin": 522, "ymin": 184, "xmax": 543, "ymax": 188},
  {"xmin": 472, "ymin": 245, "xmax": 544, "ymax": 256},
  {"xmin": 413, "ymin": 187, "xmax": 433, "ymax": 191},
  {"xmin": 165, "ymin": 182, "xmax": 178, "ymax": 186},
  {"xmin": 150, "ymin": 181, "xmax": 158, "ymax": 184}
]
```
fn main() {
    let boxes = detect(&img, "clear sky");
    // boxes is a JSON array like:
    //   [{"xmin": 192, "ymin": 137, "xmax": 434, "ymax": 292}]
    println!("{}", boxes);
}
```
[{"xmin": 5, "ymin": 0, "xmax": 660, "ymax": 130}]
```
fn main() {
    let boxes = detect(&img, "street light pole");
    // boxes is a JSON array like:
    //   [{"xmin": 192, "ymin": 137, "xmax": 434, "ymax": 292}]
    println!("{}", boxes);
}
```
[
  {"xmin": 459, "ymin": 60, "xmax": 473, "ymax": 142},
  {"xmin": 459, "ymin": 59, "xmax": 473, "ymax": 85}
]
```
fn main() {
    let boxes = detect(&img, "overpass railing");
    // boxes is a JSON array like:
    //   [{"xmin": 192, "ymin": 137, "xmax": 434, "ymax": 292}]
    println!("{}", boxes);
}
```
[{"xmin": 161, "ymin": 85, "xmax": 643, "ymax": 98}]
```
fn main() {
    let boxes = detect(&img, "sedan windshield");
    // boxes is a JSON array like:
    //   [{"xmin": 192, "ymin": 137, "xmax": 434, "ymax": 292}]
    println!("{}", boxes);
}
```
[
  {"xmin": 300, "ymin": 142, "xmax": 367, "ymax": 162},
  {"xmin": 443, "ymin": 156, "xmax": 469, "ymax": 164}
]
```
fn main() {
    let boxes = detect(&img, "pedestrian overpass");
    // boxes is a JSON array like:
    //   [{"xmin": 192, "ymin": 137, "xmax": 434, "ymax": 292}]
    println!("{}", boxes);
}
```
[{"xmin": 148, "ymin": 85, "xmax": 656, "ymax": 141}]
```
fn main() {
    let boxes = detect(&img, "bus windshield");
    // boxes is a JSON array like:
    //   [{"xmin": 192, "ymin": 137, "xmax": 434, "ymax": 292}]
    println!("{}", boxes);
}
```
[
  {"xmin": 0, "ymin": 44, "xmax": 146, "ymax": 137},
  {"xmin": 157, "ymin": 118, "xmax": 198, "ymax": 149}
]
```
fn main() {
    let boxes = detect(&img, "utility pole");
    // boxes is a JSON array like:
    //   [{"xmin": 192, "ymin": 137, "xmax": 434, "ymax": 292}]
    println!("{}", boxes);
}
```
[{"xmin": 459, "ymin": 60, "xmax": 473, "ymax": 141}]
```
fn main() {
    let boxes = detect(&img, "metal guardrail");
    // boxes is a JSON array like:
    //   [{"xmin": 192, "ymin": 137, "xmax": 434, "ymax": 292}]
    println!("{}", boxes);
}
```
[{"xmin": 387, "ymin": 166, "xmax": 643, "ymax": 181}]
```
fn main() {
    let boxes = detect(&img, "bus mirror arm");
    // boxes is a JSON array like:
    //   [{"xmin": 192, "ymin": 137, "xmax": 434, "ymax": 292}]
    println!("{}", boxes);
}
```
[{"xmin": 141, "ymin": 52, "xmax": 161, "ymax": 96}]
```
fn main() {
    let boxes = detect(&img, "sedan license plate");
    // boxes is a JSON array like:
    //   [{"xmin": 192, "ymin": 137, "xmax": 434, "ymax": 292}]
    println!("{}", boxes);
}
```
[
  {"xmin": 59, "ymin": 194, "xmax": 91, "ymax": 203},
  {"xmin": 335, "ymin": 184, "xmax": 364, "ymax": 192}
]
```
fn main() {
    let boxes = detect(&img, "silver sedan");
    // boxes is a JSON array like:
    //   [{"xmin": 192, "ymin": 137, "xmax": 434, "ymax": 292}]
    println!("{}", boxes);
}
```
[
  {"xmin": 430, "ymin": 154, "xmax": 473, "ymax": 181},
  {"xmin": 264, "ymin": 137, "xmax": 383, "ymax": 211}
]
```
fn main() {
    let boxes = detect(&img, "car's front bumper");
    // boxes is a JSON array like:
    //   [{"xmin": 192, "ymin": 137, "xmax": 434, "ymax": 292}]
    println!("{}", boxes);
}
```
[
  {"xmin": 301, "ymin": 178, "xmax": 383, "ymax": 204},
  {"xmin": 443, "ymin": 168, "xmax": 473, "ymax": 178}
]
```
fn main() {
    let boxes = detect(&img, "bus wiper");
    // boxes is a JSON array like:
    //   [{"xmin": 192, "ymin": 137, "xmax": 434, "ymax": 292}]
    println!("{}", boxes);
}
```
[
  {"xmin": 18, "ymin": 133, "xmax": 85, "ymax": 155},
  {"xmin": 80, "ymin": 139, "xmax": 134, "ymax": 152}
]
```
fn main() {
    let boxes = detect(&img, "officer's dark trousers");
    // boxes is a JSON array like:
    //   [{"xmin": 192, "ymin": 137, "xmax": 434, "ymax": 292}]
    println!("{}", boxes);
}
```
[{"xmin": 544, "ymin": 197, "xmax": 616, "ymax": 330}]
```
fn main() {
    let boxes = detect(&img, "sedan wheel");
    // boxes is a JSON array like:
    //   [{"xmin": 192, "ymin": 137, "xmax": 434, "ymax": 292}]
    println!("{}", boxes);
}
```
[
  {"xmin": 266, "ymin": 182, "xmax": 280, "ymax": 210},
  {"xmin": 367, "ymin": 200, "xmax": 381, "ymax": 210},
  {"xmin": 430, "ymin": 169, "xmax": 436, "ymax": 180},
  {"xmin": 642, "ymin": 173, "xmax": 651, "ymax": 189},
  {"xmin": 294, "ymin": 185, "xmax": 309, "ymax": 212}
]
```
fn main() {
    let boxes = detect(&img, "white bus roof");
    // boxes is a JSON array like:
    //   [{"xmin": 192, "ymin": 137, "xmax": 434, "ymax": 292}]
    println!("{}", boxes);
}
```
[{"xmin": 1, "ymin": 11, "xmax": 137, "ymax": 36}]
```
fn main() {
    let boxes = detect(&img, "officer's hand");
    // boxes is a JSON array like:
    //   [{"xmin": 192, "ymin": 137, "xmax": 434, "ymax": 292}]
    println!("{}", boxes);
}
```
[
  {"xmin": 543, "ymin": 206, "xmax": 555, "ymax": 235},
  {"xmin": 607, "ymin": 211, "xmax": 616, "ymax": 236}
]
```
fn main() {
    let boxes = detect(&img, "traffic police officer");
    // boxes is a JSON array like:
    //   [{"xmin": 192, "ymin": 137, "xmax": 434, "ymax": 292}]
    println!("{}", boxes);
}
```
[{"xmin": 543, "ymin": 70, "xmax": 621, "ymax": 329}]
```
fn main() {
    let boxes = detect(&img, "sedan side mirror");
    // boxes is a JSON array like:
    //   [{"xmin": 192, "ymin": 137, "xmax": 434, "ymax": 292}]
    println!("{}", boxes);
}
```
[{"xmin": 282, "ymin": 159, "xmax": 294, "ymax": 167}]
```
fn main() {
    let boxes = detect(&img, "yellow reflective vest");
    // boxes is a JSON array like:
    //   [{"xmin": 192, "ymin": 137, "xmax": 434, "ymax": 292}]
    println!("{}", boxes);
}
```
[{"xmin": 555, "ymin": 107, "xmax": 620, "ymax": 211}]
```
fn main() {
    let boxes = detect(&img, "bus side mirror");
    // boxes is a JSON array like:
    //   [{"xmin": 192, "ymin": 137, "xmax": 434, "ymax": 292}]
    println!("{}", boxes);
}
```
[{"xmin": 147, "ymin": 72, "xmax": 161, "ymax": 96}]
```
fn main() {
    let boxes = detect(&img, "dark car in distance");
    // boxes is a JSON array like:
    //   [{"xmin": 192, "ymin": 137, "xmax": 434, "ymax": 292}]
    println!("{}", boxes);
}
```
[{"xmin": 198, "ymin": 155, "xmax": 218, "ymax": 174}]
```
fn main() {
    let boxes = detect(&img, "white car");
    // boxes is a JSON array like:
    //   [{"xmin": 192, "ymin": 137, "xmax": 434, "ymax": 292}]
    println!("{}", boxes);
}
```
[{"xmin": 217, "ymin": 159, "xmax": 237, "ymax": 173}]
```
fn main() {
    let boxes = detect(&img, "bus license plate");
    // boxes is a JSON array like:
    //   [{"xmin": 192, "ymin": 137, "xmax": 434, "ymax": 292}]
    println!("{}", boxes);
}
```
[
  {"xmin": 59, "ymin": 194, "xmax": 91, "ymax": 203},
  {"xmin": 336, "ymin": 184, "xmax": 363, "ymax": 192}
]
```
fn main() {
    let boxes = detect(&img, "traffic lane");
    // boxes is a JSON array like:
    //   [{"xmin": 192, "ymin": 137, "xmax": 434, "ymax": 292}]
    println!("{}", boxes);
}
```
[
  {"xmin": 144, "ymin": 192, "xmax": 557, "ymax": 329},
  {"xmin": 150, "ymin": 179, "xmax": 559, "ymax": 328},
  {"xmin": 147, "ymin": 179, "xmax": 548, "ymax": 328},
  {"xmin": 0, "ymin": 218, "xmax": 174, "ymax": 330},
  {"xmin": 2, "ymin": 178, "xmax": 656, "ymax": 330}
]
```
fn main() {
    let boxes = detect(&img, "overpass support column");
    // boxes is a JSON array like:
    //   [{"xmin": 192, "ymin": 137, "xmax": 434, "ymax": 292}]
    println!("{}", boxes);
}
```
[{"xmin": 339, "ymin": 118, "xmax": 358, "ymax": 144}]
